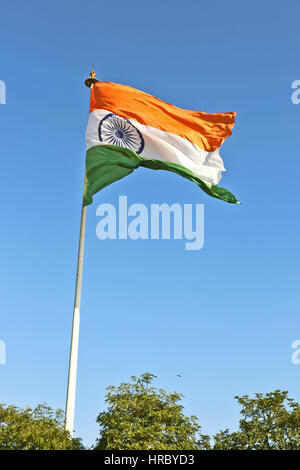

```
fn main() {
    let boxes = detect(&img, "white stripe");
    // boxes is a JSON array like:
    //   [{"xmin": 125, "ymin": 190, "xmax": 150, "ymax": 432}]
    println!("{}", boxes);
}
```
[{"xmin": 86, "ymin": 110, "xmax": 226, "ymax": 186}]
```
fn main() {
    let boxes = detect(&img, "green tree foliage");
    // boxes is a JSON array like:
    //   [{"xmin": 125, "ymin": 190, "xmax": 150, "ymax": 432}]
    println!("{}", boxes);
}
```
[
  {"xmin": 0, "ymin": 403, "xmax": 84, "ymax": 450},
  {"xmin": 213, "ymin": 390, "xmax": 300, "ymax": 450},
  {"xmin": 95, "ymin": 373, "xmax": 209, "ymax": 450}
]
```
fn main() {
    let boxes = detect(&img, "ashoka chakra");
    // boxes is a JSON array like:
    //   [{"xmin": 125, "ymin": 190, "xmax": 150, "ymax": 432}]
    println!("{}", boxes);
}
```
[{"xmin": 98, "ymin": 113, "xmax": 144, "ymax": 154}]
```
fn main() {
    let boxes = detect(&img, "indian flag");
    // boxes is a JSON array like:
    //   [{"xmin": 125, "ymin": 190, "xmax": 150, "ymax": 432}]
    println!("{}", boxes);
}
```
[{"xmin": 84, "ymin": 81, "xmax": 238, "ymax": 205}]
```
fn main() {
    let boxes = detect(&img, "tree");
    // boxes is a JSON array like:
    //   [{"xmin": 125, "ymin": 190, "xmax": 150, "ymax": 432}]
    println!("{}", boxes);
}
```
[
  {"xmin": 213, "ymin": 390, "xmax": 300, "ymax": 450},
  {"xmin": 0, "ymin": 403, "xmax": 84, "ymax": 450},
  {"xmin": 95, "ymin": 373, "xmax": 209, "ymax": 450}
]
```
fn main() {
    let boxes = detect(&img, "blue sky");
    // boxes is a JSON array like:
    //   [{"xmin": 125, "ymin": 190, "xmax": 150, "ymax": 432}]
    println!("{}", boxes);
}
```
[{"xmin": 1, "ymin": 0, "xmax": 300, "ymax": 446}]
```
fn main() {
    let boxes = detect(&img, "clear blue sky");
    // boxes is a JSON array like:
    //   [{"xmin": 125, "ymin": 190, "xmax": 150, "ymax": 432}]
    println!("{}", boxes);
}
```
[{"xmin": 1, "ymin": 0, "xmax": 300, "ymax": 447}]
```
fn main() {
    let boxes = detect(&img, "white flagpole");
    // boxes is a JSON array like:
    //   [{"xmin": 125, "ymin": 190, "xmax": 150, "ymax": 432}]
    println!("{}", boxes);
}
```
[
  {"xmin": 65, "ymin": 203, "xmax": 86, "ymax": 435},
  {"xmin": 65, "ymin": 70, "xmax": 99, "ymax": 436}
]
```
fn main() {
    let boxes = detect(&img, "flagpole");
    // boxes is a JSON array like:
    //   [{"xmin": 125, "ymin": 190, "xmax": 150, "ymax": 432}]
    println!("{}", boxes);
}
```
[
  {"xmin": 65, "ymin": 70, "xmax": 99, "ymax": 436},
  {"xmin": 65, "ymin": 203, "xmax": 86, "ymax": 435}
]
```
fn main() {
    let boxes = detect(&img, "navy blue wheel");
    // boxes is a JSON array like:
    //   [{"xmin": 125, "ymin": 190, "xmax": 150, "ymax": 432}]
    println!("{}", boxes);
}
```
[{"xmin": 98, "ymin": 113, "xmax": 144, "ymax": 154}]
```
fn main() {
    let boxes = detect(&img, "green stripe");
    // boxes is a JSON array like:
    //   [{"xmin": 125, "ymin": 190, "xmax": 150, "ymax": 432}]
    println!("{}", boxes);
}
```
[{"xmin": 83, "ymin": 145, "xmax": 240, "ymax": 206}]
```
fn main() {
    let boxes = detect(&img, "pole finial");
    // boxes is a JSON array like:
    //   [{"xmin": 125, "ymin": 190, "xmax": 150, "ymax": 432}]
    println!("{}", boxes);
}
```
[{"xmin": 85, "ymin": 68, "xmax": 99, "ymax": 88}]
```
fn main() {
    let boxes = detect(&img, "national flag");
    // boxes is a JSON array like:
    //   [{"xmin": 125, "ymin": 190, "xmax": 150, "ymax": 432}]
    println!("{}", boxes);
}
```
[{"xmin": 84, "ymin": 81, "xmax": 238, "ymax": 205}]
